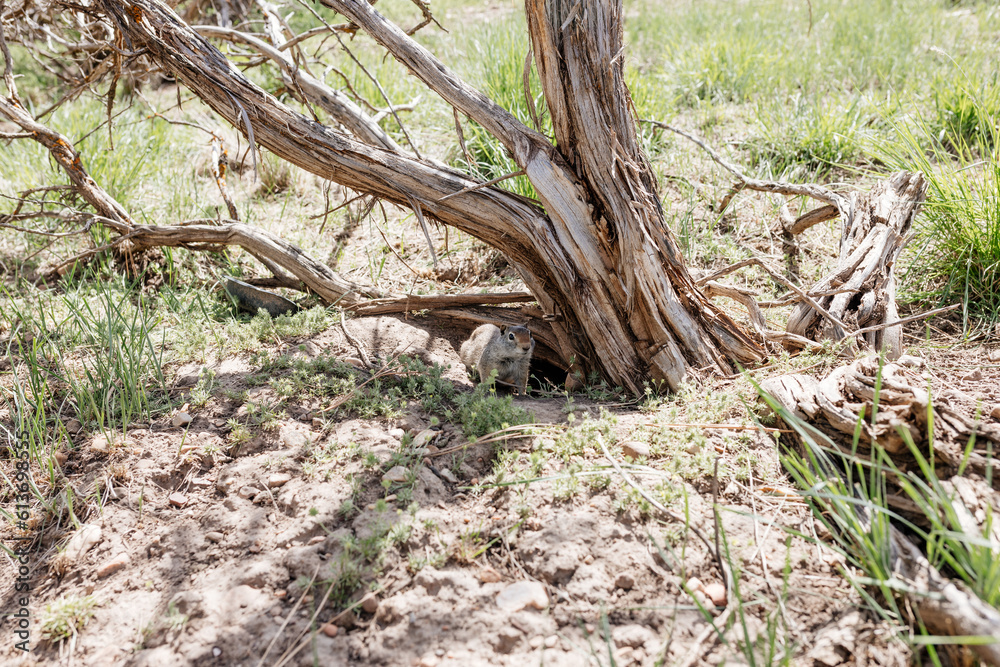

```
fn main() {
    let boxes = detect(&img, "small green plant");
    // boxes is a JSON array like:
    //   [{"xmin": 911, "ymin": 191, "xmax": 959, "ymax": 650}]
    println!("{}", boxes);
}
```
[
  {"xmin": 447, "ymin": 383, "xmax": 532, "ymax": 440},
  {"xmin": 40, "ymin": 595, "xmax": 98, "ymax": 643},
  {"xmin": 188, "ymin": 368, "xmax": 215, "ymax": 407}
]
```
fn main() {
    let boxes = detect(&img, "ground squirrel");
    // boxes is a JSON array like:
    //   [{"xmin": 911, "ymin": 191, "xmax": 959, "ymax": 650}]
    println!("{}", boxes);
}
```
[{"xmin": 459, "ymin": 324, "xmax": 535, "ymax": 395}]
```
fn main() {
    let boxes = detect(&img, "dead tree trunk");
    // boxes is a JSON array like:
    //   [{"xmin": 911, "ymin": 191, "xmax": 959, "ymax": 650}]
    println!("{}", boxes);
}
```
[
  {"xmin": 786, "ymin": 172, "xmax": 927, "ymax": 358},
  {"xmin": 94, "ymin": 0, "xmax": 763, "ymax": 392}
]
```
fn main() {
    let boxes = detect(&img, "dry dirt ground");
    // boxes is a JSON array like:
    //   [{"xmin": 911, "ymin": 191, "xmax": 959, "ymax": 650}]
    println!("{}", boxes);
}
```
[{"xmin": 2, "ymin": 315, "xmax": 998, "ymax": 667}]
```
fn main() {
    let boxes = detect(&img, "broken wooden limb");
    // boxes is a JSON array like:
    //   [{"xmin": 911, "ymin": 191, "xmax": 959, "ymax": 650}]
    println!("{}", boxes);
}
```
[
  {"xmin": 194, "ymin": 24, "xmax": 404, "ymax": 153},
  {"xmin": 760, "ymin": 355, "xmax": 1000, "ymax": 477},
  {"xmin": 350, "ymin": 292, "xmax": 536, "ymax": 315},
  {"xmin": 761, "ymin": 357, "xmax": 1000, "ymax": 663},
  {"xmin": 786, "ymin": 172, "xmax": 927, "ymax": 359}
]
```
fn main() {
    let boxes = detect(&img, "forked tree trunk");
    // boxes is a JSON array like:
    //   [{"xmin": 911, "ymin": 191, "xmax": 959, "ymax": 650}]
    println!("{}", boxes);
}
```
[{"xmin": 97, "ymin": 0, "xmax": 764, "ymax": 392}]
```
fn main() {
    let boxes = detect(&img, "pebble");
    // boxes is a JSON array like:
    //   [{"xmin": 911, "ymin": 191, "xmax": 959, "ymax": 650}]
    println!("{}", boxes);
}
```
[
  {"xmin": 479, "ymin": 566, "xmax": 502, "ymax": 583},
  {"xmin": 96, "ymin": 553, "xmax": 129, "ymax": 578},
  {"xmin": 320, "ymin": 623, "xmax": 339, "ymax": 637},
  {"xmin": 412, "ymin": 429, "xmax": 440, "ymax": 448},
  {"xmin": 962, "ymin": 369, "xmax": 983, "ymax": 382},
  {"xmin": 989, "ymin": 349, "xmax": 1000, "ymax": 362},
  {"xmin": 382, "ymin": 466, "xmax": 409, "ymax": 484},
  {"xmin": 238, "ymin": 486, "xmax": 258, "ymax": 499},
  {"xmin": 65, "ymin": 418, "xmax": 82, "ymax": 434},
  {"xmin": 90, "ymin": 435, "xmax": 110, "ymax": 454},
  {"xmin": 172, "ymin": 411, "xmax": 193, "ymax": 428},
  {"xmin": 268, "ymin": 473, "xmax": 292, "ymax": 488},
  {"xmin": 529, "ymin": 636, "xmax": 544, "ymax": 649},
  {"xmin": 438, "ymin": 468, "xmax": 459, "ymax": 484},
  {"xmin": 991, "ymin": 405, "xmax": 1000, "ymax": 420},
  {"xmin": 544, "ymin": 635, "xmax": 558, "ymax": 648},
  {"xmin": 205, "ymin": 532, "xmax": 224, "ymax": 543},
  {"xmin": 388, "ymin": 428, "xmax": 405, "ymax": 439},
  {"xmin": 620, "ymin": 440, "xmax": 649, "ymax": 460},
  {"xmin": 168, "ymin": 492, "xmax": 188, "ymax": 508},
  {"xmin": 54, "ymin": 450, "xmax": 68, "ymax": 466},
  {"xmin": 704, "ymin": 582, "xmax": 727, "ymax": 606},
  {"xmin": 312, "ymin": 418, "xmax": 324, "ymax": 429},
  {"xmin": 496, "ymin": 581, "xmax": 549, "ymax": 612},
  {"xmin": 416, "ymin": 656, "xmax": 439, "ymax": 667},
  {"xmin": 64, "ymin": 524, "xmax": 103, "ymax": 561},
  {"xmin": 685, "ymin": 577, "xmax": 705, "ymax": 594},
  {"xmin": 614, "ymin": 573, "xmax": 635, "ymax": 590},
  {"xmin": 361, "ymin": 593, "xmax": 379, "ymax": 614},
  {"xmin": 280, "ymin": 425, "xmax": 308, "ymax": 448},
  {"xmin": 190, "ymin": 477, "xmax": 212, "ymax": 487}
]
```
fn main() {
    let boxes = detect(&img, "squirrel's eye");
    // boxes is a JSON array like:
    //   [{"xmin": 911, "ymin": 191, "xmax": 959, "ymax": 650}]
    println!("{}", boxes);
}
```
[{"xmin": 508, "ymin": 333, "xmax": 515, "ymax": 341}]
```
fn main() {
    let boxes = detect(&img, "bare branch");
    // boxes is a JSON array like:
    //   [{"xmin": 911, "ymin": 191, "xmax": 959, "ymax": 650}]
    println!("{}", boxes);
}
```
[{"xmin": 640, "ymin": 118, "xmax": 850, "ymax": 214}]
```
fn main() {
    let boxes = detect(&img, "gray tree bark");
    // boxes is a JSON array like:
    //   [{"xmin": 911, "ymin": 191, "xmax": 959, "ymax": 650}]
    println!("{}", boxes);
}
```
[{"xmin": 93, "ymin": 0, "xmax": 765, "ymax": 392}]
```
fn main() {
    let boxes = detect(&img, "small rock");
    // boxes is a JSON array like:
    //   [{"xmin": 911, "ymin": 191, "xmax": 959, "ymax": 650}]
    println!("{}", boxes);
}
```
[
  {"xmin": 496, "ymin": 581, "xmax": 549, "ymax": 612},
  {"xmin": 438, "ymin": 468, "xmax": 459, "ymax": 485},
  {"xmin": 543, "ymin": 635, "xmax": 558, "ymax": 648},
  {"xmin": 320, "ymin": 623, "xmax": 339, "ymax": 638},
  {"xmin": 416, "ymin": 655, "xmax": 439, "ymax": 667},
  {"xmin": 685, "ymin": 577, "xmax": 705, "ymax": 594},
  {"xmin": 529, "ymin": 635, "xmax": 544, "ymax": 649},
  {"xmin": 280, "ymin": 425, "xmax": 309, "ymax": 448},
  {"xmin": 312, "ymin": 418, "xmax": 323, "ymax": 429},
  {"xmin": 268, "ymin": 473, "xmax": 292, "ymax": 488},
  {"xmin": 479, "ymin": 566, "xmax": 503, "ymax": 583},
  {"xmin": 54, "ymin": 450, "xmax": 68, "ymax": 466},
  {"xmin": 64, "ymin": 524, "xmax": 103, "ymax": 561},
  {"xmin": 620, "ymin": 440, "xmax": 649, "ymax": 460},
  {"xmin": 238, "ymin": 486, "xmax": 258, "ymax": 499},
  {"xmin": 168, "ymin": 492, "xmax": 188, "ymax": 508},
  {"xmin": 962, "ymin": 369, "xmax": 983, "ymax": 382},
  {"xmin": 991, "ymin": 405, "xmax": 1000, "ymax": 421},
  {"xmin": 896, "ymin": 354, "xmax": 925, "ymax": 368},
  {"xmin": 989, "ymin": 348, "xmax": 1000, "ymax": 362},
  {"xmin": 65, "ymin": 418, "xmax": 82, "ymax": 434},
  {"xmin": 382, "ymin": 466, "xmax": 409, "ymax": 484},
  {"xmin": 172, "ymin": 411, "xmax": 193, "ymax": 428},
  {"xmin": 109, "ymin": 486, "xmax": 128, "ymax": 500},
  {"xmin": 388, "ymin": 428, "xmax": 405, "ymax": 439},
  {"xmin": 212, "ymin": 647, "xmax": 222, "ymax": 658},
  {"xmin": 96, "ymin": 553, "xmax": 129, "ymax": 578},
  {"xmin": 412, "ymin": 429, "xmax": 439, "ymax": 449},
  {"xmin": 90, "ymin": 435, "xmax": 110, "ymax": 454},
  {"xmin": 704, "ymin": 581, "xmax": 727, "ymax": 606},
  {"xmin": 361, "ymin": 593, "xmax": 379, "ymax": 614},
  {"xmin": 206, "ymin": 532, "xmax": 224, "ymax": 543},
  {"xmin": 614, "ymin": 573, "xmax": 635, "ymax": 590}
]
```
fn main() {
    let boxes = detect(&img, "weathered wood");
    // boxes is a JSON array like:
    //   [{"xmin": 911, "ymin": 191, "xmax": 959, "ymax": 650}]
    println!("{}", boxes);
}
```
[
  {"xmin": 94, "ymin": 0, "xmax": 765, "ymax": 392},
  {"xmin": 761, "ymin": 355, "xmax": 1000, "ymax": 476},
  {"xmin": 786, "ymin": 172, "xmax": 927, "ymax": 359},
  {"xmin": 762, "ymin": 357, "xmax": 1000, "ymax": 663}
]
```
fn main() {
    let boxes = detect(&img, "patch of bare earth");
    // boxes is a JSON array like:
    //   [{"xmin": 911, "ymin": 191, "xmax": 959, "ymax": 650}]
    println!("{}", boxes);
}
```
[{"xmin": 7, "ymin": 318, "xmax": 997, "ymax": 666}]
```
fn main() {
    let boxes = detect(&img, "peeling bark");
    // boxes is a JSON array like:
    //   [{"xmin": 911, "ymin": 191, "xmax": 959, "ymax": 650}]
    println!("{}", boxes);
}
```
[
  {"xmin": 92, "ymin": 0, "xmax": 764, "ymax": 392},
  {"xmin": 786, "ymin": 172, "xmax": 927, "ymax": 359}
]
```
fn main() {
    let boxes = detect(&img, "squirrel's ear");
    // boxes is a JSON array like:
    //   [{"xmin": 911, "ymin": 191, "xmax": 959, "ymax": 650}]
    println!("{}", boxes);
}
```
[{"xmin": 499, "ymin": 325, "xmax": 508, "ymax": 334}]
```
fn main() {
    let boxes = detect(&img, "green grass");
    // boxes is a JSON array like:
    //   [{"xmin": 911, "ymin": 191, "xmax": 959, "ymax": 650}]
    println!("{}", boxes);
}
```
[
  {"xmin": 874, "ymin": 107, "xmax": 1000, "ymax": 327},
  {"xmin": 759, "ymin": 364, "xmax": 1000, "ymax": 657}
]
